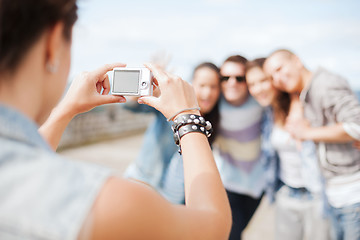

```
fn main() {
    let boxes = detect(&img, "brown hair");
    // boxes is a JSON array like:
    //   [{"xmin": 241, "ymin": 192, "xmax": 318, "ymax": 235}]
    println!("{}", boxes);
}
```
[
  {"xmin": 245, "ymin": 58, "xmax": 266, "ymax": 73},
  {"xmin": 273, "ymin": 90, "xmax": 291, "ymax": 125},
  {"xmin": 0, "ymin": 0, "xmax": 78, "ymax": 74},
  {"xmin": 246, "ymin": 57, "xmax": 290, "ymax": 125},
  {"xmin": 193, "ymin": 62, "xmax": 221, "ymax": 79},
  {"xmin": 223, "ymin": 55, "xmax": 247, "ymax": 66},
  {"xmin": 192, "ymin": 62, "xmax": 220, "ymax": 146}
]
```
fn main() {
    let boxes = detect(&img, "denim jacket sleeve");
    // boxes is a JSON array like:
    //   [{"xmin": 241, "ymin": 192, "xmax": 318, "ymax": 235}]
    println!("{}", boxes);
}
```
[
  {"xmin": 123, "ymin": 100, "xmax": 158, "ymax": 114},
  {"xmin": 261, "ymin": 107, "xmax": 281, "ymax": 203},
  {"xmin": 159, "ymin": 153, "xmax": 185, "ymax": 205}
]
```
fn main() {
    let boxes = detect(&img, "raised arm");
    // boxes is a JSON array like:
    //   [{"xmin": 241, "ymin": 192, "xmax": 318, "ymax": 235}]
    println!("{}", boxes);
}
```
[
  {"xmin": 286, "ymin": 121, "xmax": 356, "ymax": 143},
  {"xmin": 285, "ymin": 82, "xmax": 360, "ymax": 143},
  {"xmin": 86, "ymin": 64, "xmax": 231, "ymax": 240},
  {"xmin": 39, "ymin": 63, "xmax": 126, "ymax": 150}
]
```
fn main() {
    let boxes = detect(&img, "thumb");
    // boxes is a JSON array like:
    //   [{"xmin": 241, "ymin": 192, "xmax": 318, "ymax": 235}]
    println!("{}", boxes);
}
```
[
  {"xmin": 138, "ymin": 96, "xmax": 159, "ymax": 109},
  {"xmin": 96, "ymin": 94, "xmax": 126, "ymax": 105}
]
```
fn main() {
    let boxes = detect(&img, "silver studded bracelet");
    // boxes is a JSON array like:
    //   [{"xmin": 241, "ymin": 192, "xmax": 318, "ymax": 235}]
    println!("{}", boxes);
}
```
[{"xmin": 171, "ymin": 114, "xmax": 213, "ymax": 154}]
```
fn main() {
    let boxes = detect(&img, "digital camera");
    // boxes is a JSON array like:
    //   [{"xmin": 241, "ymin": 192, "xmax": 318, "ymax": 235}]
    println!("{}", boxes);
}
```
[{"xmin": 111, "ymin": 67, "xmax": 153, "ymax": 96}]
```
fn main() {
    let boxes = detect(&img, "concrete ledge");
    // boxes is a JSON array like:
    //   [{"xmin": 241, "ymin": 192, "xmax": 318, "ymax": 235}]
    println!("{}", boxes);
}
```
[{"xmin": 58, "ymin": 104, "xmax": 154, "ymax": 150}]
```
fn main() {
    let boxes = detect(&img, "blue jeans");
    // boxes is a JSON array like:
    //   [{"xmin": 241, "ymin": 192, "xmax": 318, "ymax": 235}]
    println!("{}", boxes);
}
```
[
  {"xmin": 330, "ymin": 202, "xmax": 360, "ymax": 240},
  {"xmin": 275, "ymin": 184, "xmax": 331, "ymax": 240}
]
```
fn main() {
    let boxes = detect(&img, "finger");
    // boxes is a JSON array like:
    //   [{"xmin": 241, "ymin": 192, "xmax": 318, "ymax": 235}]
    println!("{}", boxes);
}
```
[
  {"xmin": 102, "ymin": 74, "xmax": 111, "ymax": 95},
  {"xmin": 152, "ymin": 86, "xmax": 161, "ymax": 98},
  {"xmin": 94, "ymin": 62, "xmax": 127, "ymax": 77},
  {"xmin": 166, "ymin": 71, "xmax": 180, "ymax": 81},
  {"xmin": 138, "ymin": 96, "xmax": 159, "ymax": 109},
  {"xmin": 97, "ymin": 94, "xmax": 126, "ymax": 105},
  {"xmin": 96, "ymin": 82, "xmax": 102, "ymax": 93},
  {"xmin": 144, "ymin": 63, "xmax": 168, "ymax": 85},
  {"xmin": 152, "ymin": 77, "xmax": 159, "ymax": 87}
]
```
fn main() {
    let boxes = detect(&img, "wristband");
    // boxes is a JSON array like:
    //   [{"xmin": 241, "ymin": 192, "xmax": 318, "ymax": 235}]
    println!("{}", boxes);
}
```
[
  {"xmin": 167, "ymin": 107, "xmax": 201, "ymax": 122},
  {"xmin": 171, "ymin": 114, "xmax": 208, "ymax": 133},
  {"xmin": 172, "ymin": 114, "xmax": 213, "ymax": 154}
]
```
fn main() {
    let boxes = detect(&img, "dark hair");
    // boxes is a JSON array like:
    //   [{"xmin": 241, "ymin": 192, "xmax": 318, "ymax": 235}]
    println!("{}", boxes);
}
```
[
  {"xmin": 192, "ymin": 62, "xmax": 220, "ymax": 146},
  {"xmin": 193, "ymin": 62, "xmax": 221, "ymax": 79},
  {"xmin": 0, "ymin": 0, "xmax": 78, "ymax": 74},
  {"xmin": 246, "ymin": 57, "xmax": 290, "ymax": 125},
  {"xmin": 245, "ymin": 58, "xmax": 266, "ymax": 73},
  {"xmin": 204, "ymin": 101, "xmax": 219, "ymax": 146},
  {"xmin": 273, "ymin": 91, "xmax": 291, "ymax": 125},
  {"xmin": 223, "ymin": 55, "xmax": 248, "ymax": 66}
]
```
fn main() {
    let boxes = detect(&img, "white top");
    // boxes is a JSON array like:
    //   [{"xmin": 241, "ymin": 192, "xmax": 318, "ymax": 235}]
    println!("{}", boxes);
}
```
[
  {"xmin": 270, "ymin": 126, "xmax": 305, "ymax": 188},
  {"xmin": 319, "ymin": 142, "xmax": 360, "ymax": 208}
]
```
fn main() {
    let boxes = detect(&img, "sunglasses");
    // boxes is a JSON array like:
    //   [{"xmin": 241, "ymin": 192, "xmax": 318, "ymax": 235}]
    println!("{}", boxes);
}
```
[{"xmin": 221, "ymin": 76, "xmax": 246, "ymax": 83}]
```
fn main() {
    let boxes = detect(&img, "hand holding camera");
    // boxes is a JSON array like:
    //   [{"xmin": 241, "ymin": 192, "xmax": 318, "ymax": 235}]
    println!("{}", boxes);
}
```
[
  {"xmin": 137, "ymin": 63, "xmax": 200, "ymax": 120},
  {"xmin": 40, "ymin": 63, "xmax": 127, "ymax": 150},
  {"xmin": 58, "ymin": 63, "xmax": 127, "ymax": 118}
]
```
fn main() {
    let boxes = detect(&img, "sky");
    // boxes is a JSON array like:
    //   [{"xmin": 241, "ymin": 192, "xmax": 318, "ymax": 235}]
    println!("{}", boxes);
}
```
[{"xmin": 71, "ymin": 0, "xmax": 360, "ymax": 89}]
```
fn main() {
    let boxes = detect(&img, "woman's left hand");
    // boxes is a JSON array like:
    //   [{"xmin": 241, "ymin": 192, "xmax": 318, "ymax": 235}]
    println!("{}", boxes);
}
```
[
  {"xmin": 39, "ymin": 63, "xmax": 127, "ymax": 150},
  {"xmin": 58, "ymin": 63, "xmax": 127, "ymax": 118}
]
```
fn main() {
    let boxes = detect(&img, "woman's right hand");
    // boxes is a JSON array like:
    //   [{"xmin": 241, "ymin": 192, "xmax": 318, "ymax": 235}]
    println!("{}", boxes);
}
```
[{"xmin": 138, "ymin": 63, "xmax": 200, "ymax": 120}]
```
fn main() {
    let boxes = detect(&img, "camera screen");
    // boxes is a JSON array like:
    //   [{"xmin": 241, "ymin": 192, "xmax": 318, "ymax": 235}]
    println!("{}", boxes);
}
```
[{"xmin": 113, "ymin": 70, "xmax": 140, "ymax": 94}]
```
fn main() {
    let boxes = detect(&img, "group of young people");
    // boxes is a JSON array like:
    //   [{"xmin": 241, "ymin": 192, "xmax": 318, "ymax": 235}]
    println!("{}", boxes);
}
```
[{"xmin": 125, "ymin": 51, "xmax": 360, "ymax": 240}]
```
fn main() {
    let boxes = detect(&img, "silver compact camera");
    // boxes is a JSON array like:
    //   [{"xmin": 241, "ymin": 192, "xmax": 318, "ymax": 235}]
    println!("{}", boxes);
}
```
[{"xmin": 111, "ymin": 67, "xmax": 153, "ymax": 96}]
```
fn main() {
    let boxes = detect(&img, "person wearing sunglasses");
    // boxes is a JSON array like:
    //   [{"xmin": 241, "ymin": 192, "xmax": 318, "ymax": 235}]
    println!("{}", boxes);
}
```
[
  {"xmin": 213, "ymin": 55, "xmax": 266, "ymax": 240},
  {"xmin": 221, "ymin": 75, "xmax": 246, "ymax": 83}
]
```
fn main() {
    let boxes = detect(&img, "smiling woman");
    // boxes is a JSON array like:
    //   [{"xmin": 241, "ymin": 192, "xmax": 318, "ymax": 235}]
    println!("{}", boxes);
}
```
[
  {"xmin": 245, "ymin": 57, "xmax": 290, "ymax": 125},
  {"xmin": 245, "ymin": 57, "xmax": 331, "ymax": 240},
  {"xmin": 158, "ymin": 62, "xmax": 221, "ymax": 204}
]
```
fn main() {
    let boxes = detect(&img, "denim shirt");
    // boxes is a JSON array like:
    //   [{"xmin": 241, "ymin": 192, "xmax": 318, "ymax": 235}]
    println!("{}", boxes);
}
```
[
  {"xmin": 261, "ymin": 107, "xmax": 325, "ymax": 203},
  {"xmin": 0, "ymin": 105, "xmax": 111, "ymax": 239},
  {"xmin": 123, "ymin": 102, "xmax": 177, "ymax": 189},
  {"xmin": 260, "ymin": 108, "xmax": 280, "ymax": 203}
]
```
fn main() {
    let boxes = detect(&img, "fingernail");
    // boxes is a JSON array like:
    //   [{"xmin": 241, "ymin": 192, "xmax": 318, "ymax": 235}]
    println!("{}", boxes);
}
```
[
  {"xmin": 138, "ymin": 98, "xmax": 144, "ymax": 104},
  {"xmin": 119, "ymin": 98, "xmax": 126, "ymax": 103}
]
